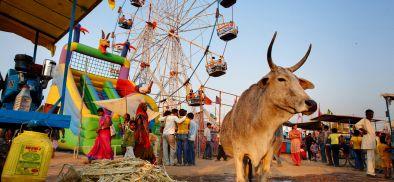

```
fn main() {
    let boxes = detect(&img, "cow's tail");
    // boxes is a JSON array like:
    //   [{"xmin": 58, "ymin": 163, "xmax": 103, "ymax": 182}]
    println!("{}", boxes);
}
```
[{"xmin": 243, "ymin": 155, "xmax": 253, "ymax": 182}]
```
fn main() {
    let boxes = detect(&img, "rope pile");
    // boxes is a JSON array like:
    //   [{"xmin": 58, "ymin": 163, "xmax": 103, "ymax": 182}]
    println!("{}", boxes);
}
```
[{"xmin": 58, "ymin": 158, "xmax": 177, "ymax": 182}]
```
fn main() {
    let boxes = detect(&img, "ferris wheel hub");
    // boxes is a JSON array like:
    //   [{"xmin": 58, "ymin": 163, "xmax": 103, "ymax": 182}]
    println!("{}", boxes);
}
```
[
  {"xmin": 168, "ymin": 29, "xmax": 178, "ymax": 36},
  {"xmin": 146, "ymin": 21, "xmax": 157, "ymax": 29}
]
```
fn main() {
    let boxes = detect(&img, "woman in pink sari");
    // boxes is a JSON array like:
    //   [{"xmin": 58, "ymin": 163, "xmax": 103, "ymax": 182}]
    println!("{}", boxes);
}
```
[
  {"xmin": 289, "ymin": 124, "xmax": 302, "ymax": 166},
  {"xmin": 87, "ymin": 108, "xmax": 114, "ymax": 162}
]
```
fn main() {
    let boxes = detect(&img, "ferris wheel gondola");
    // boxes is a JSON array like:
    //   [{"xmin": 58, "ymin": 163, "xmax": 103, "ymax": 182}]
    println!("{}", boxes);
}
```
[
  {"xmin": 220, "ymin": 0, "xmax": 237, "ymax": 8},
  {"xmin": 131, "ymin": 0, "xmax": 145, "ymax": 7},
  {"xmin": 205, "ymin": 55, "xmax": 227, "ymax": 77}
]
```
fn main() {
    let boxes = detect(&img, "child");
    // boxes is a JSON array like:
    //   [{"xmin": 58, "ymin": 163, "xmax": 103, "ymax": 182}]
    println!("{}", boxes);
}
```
[
  {"xmin": 122, "ymin": 121, "xmax": 136, "ymax": 158},
  {"xmin": 149, "ymin": 129, "xmax": 159, "ymax": 160},
  {"xmin": 378, "ymin": 134, "xmax": 392, "ymax": 179},
  {"xmin": 310, "ymin": 141, "xmax": 319, "ymax": 161}
]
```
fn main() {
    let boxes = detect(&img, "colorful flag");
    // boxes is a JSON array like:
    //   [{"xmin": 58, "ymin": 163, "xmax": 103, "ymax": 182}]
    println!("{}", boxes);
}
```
[
  {"xmin": 215, "ymin": 96, "xmax": 221, "ymax": 104},
  {"xmin": 204, "ymin": 96, "xmax": 212, "ymax": 105},
  {"xmin": 108, "ymin": 0, "xmax": 115, "ymax": 10}
]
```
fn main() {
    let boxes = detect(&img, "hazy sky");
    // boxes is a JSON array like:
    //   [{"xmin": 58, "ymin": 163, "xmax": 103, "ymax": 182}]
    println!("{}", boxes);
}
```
[{"xmin": 0, "ymin": 0, "xmax": 393, "ymax": 123}]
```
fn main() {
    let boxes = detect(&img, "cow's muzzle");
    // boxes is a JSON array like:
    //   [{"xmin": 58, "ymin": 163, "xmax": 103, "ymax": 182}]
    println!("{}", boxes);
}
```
[{"xmin": 302, "ymin": 99, "xmax": 317, "ymax": 115}]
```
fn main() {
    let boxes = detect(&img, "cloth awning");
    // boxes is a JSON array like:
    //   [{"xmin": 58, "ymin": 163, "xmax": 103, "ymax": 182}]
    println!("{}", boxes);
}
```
[
  {"xmin": 310, "ymin": 114, "xmax": 382, "ymax": 125},
  {"xmin": 382, "ymin": 93, "xmax": 394, "ymax": 102},
  {"xmin": 0, "ymin": 0, "xmax": 102, "ymax": 54}
]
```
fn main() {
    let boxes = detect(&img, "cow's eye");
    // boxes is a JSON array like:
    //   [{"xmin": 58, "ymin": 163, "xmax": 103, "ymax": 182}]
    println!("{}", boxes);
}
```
[{"xmin": 278, "ymin": 78, "xmax": 286, "ymax": 82}]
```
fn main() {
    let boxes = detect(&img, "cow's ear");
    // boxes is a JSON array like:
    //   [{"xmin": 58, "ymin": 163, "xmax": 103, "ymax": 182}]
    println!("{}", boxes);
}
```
[
  {"xmin": 298, "ymin": 78, "xmax": 314, "ymax": 90},
  {"xmin": 258, "ymin": 77, "xmax": 269, "ymax": 87}
]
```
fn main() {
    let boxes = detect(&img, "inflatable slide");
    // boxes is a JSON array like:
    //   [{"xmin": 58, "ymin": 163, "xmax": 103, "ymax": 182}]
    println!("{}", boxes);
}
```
[{"xmin": 45, "ymin": 42, "xmax": 158, "ymax": 154}]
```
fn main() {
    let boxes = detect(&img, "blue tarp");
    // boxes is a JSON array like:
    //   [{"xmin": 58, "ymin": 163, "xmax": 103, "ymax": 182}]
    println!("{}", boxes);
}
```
[{"xmin": 0, "ymin": 109, "xmax": 70, "ymax": 128}]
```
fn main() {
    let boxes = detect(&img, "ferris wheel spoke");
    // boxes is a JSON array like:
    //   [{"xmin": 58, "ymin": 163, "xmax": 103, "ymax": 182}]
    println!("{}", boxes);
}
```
[
  {"xmin": 178, "ymin": 0, "xmax": 218, "ymax": 30},
  {"xmin": 146, "ymin": 67, "xmax": 170, "ymax": 95},
  {"xmin": 147, "ymin": 20, "xmax": 220, "ymax": 56},
  {"xmin": 150, "ymin": 39, "xmax": 171, "ymax": 76},
  {"xmin": 181, "ymin": 12, "xmax": 216, "ymax": 25},
  {"xmin": 178, "ymin": 0, "xmax": 198, "ymax": 24},
  {"xmin": 179, "ymin": 24, "xmax": 215, "ymax": 33},
  {"xmin": 179, "ymin": 0, "xmax": 212, "ymax": 23}
]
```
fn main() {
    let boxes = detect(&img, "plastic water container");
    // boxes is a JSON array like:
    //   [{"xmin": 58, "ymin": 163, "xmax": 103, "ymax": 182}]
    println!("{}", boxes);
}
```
[
  {"xmin": 1, "ymin": 131, "xmax": 53, "ymax": 182},
  {"xmin": 13, "ymin": 85, "xmax": 32, "ymax": 112}
]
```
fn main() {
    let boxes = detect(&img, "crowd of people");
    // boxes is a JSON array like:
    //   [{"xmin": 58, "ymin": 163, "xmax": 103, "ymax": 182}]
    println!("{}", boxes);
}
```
[
  {"xmin": 87, "ymin": 104, "xmax": 156, "ymax": 164},
  {"xmin": 289, "ymin": 109, "xmax": 393, "ymax": 179},
  {"xmin": 159, "ymin": 108, "xmax": 224, "ymax": 166},
  {"xmin": 85, "ymin": 104, "xmax": 223, "ymax": 167}
]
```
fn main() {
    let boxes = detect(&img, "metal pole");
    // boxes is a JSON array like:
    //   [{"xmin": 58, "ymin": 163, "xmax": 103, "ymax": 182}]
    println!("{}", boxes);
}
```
[
  {"xmin": 374, "ymin": 121, "xmax": 377, "ymax": 131},
  {"xmin": 76, "ymin": 58, "xmax": 88, "ymax": 158},
  {"xmin": 199, "ymin": 94, "xmax": 204, "ymax": 158},
  {"xmin": 219, "ymin": 91, "xmax": 222, "ymax": 129},
  {"xmin": 59, "ymin": 0, "xmax": 77, "ymax": 114},
  {"xmin": 33, "ymin": 31, "xmax": 39, "ymax": 62},
  {"xmin": 385, "ymin": 98, "xmax": 393, "ymax": 146}
]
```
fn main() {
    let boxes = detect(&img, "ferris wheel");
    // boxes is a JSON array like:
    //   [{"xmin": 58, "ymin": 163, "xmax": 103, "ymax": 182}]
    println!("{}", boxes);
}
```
[{"xmin": 111, "ymin": 0, "xmax": 237, "ymax": 109}]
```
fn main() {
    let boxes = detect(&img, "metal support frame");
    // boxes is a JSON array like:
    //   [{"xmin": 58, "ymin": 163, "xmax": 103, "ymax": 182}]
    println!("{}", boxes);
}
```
[
  {"xmin": 59, "ymin": 0, "xmax": 78, "ymax": 115},
  {"xmin": 33, "ymin": 31, "xmax": 39, "ymax": 62},
  {"xmin": 384, "ymin": 97, "xmax": 393, "ymax": 146}
]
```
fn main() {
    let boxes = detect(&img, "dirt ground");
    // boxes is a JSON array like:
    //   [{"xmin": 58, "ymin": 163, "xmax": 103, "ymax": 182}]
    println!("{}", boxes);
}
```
[{"xmin": 47, "ymin": 152, "xmax": 392, "ymax": 182}]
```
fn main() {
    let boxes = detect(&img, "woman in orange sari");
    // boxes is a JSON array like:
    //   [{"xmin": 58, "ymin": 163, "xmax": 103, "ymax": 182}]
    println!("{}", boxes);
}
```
[{"xmin": 289, "ymin": 124, "xmax": 302, "ymax": 166}]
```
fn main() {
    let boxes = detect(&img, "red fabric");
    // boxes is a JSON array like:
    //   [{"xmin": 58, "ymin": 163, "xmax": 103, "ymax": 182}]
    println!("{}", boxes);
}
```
[
  {"xmin": 133, "ymin": 104, "xmax": 156, "ymax": 163},
  {"xmin": 116, "ymin": 79, "xmax": 138, "ymax": 97},
  {"xmin": 291, "ymin": 152, "xmax": 301, "ymax": 166},
  {"xmin": 301, "ymin": 149, "xmax": 307, "ymax": 159},
  {"xmin": 134, "ymin": 104, "xmax": 150, "ymax": 149},
  {"xmin": 280, "ymin": 142, "xmax": 286, "ymax": 153},
  {"xmin": 87, "ymin": 115, "xmax": 114, "ymax": 160}
]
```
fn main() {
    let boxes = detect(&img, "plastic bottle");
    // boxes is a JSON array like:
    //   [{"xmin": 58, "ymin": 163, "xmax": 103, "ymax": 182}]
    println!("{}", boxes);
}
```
[
  {"xmin": 1, "ymin": 131, "xmax": 53, "ymax": 182},
  {"xmin": 13, "ymin": 85, "xmax": 32, "ymax": 112}
]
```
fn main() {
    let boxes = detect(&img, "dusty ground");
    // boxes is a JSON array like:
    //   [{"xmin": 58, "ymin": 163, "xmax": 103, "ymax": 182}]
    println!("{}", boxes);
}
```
[{"xmin": 47, "ymin": 152, "xmax": 392, "ymax": 182}]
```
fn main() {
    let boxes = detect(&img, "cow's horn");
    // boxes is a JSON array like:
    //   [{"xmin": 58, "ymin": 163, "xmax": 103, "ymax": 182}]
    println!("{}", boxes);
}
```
[
  {"xmin": 267, "ymin": 32, "xmax": 278, "ymax": 70},
  {"xmin": 288, "ymin": 44, "xmax": 312, "ymax": 72}
]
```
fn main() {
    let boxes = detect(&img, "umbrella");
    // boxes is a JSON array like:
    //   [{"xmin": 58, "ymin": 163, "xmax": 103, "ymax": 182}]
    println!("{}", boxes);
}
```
[{"xmin": 94, "ymin": 93, "xmax": 159, "ymax": 121}]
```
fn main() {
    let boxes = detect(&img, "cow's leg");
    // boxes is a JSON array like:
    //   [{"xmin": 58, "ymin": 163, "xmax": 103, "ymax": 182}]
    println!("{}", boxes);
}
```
[
  {"xmin": 257, "ymin": 148, "xmax": 274, "ymax": 182},
  {"xmin": 234, "ymin": 153, "xmax": 246, "ymax": 182}
]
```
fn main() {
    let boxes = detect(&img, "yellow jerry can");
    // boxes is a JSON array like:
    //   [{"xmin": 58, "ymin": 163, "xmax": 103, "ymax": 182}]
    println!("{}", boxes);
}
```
[{"xmin": 2, "ymin": 131, "xmax": 53, "ymax": 182}]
